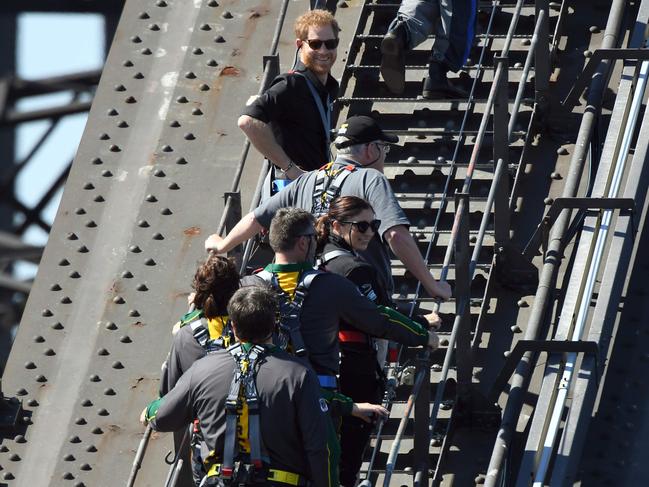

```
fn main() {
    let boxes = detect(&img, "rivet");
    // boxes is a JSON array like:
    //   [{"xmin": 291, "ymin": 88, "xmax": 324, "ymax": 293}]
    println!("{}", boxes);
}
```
[
  {"xmin": 550, "ymin": 172, "xmax": 562, "ymax": 180},
  {"xmin": 123, "ymin": 60, "xmax": 134, "ymax": 67},
  {"xmin": 137, "ymin": 220, "xmax": 149, "ymax": 228},
  {"xmin": 185, "ymin": 71, "xmax": 196, "ymax": 79},
  {"xmin": 4, "ymin": 473, "xmax": 14, "ymax": 480},
  {"xmin": 69, "ymin": 435, "xmax": 82, "ymax": 443},
  {"xmin": 440, "ymin": 339, "xmax": 449, "ymax": 346},
  {"xmin": 16, "ymin": 388, "xmax": 27, "ymax": 396},
  {"xmin": 60, "ymin": 296, "xmax": 72, "ymax": 304},
  {"xmin": 83, "ymin": 183, "xmax": 94, "ymax": 190},
  {"xmin": 35, "ymin": 374, "xmax": 47, "ymax": 383},
  {"xmin": 120, "ymin": 335, "xmax": 133, "ymax": 343},
  {"xmin": 75, "ymin": 207, "xmax": 86, "ymax": 215},
  {"xmin": 176, "ymin": 96, "xmax": 188, "ymax": 103},
  {"xmin": 511, "ymin": 325, "xmax": 522, "ymax": 333},
  {"xmin": 122, "ymin": 270, "xmax": 134, "ymax": 278},
  {"xmin": 184, "ymin": 133, "xmax": 196, "ymax": 140},
  {"xmin": 114, "ymin": 84, "xmax": 126, "ymax": 92},
  {"xmin": 521, "ymin": 38, "xmax": 531, "ymax": 46},
  {"xmin": 117, "ymin": 120, "xmax": 129, "ymax": 128},
  {"xmin": 86, "ymin": 445, "xmax": 97, "ymax": 453},
  {"xmin": 78, "ymin": 245, "xmax": 89, "ymax": 253},
  {"xmin": 207, "ymin": 59, "xmax": 218, "ymax": 66},
  {"xmin": 63, "ymin": 472, "xmax": 74, "ymax": 480},
  {"xmin": 140, "ymin": 48, "xmax": 152, "ymax": 55},
  {"xmin": 176, "ymin": 157, "xmax": 188, "ymax": 165},
  {"xmin": 129, "ymin": 245, "xmax": 142, "ymax": 253},
  {"xmin": 104, "ymin": 388, "xmax": 116, "ymax": 396},
  {"xmin": 221, "ymin": 11, "xmax": 233, "ymax": 19},
  {"xmin": 544, "ymin": 197, "xmax": 553, "ymax": 205},
  {"xmin": 208, "ymin": 0, "xmax": 219, "ymax": 6},
  {"xmin": 112, "ymin": 296, "xmax": 125, "ymax": 304},
  {"xmin": 200, "ymin": 23, "xmax": 211, "ymax": 31},
  {"xmin": 34, "ymin": 335, "xmax": 45, "ymax": 343},
  {"xmin": 97, "ymin": 408, "xmax": 109, "ymax": 416},
  {"xmin": 67, "ymin": 232, "xmax": 78, "ymax": 240},
  {"xmin": 557, "ymin": 146, "xmax": 569, "ymax": 155},
  {"xmin": 9, "ymin": 453, "xmax": 20, "ymax": 461},
  {"xmin": 14, "ymin": 434, "xmax": 25, "ymax": 444},
  {"xmin": 504, "ymin": 350, "xmax": 511, "ymax": 358},
  {"xmin": 0, "ymin": 445, "xmax": 8, "ymax": 452},
  {"xmin": 138, "ymin": 11, "xmax": 150, "ymax": 19},
  {"xmin": 89, "ymin": 375, "xmax": 101, "ymax": 382},
  {"xmin": 64, "ymin": 454, "xmax": 75, "ymax": 461},
  {"xmin": 107, "ymin": 108, "xmax": 118, "ymax": 116},
  {"xmin": 27, "ymin": 399, "xmax": 39, "ymax": 407},
  {"xmin": 99, "ymin": 133, "xmax": 110, "ymax": 140},
  {"xmin": 125, "ymin": 96, "xmax": 137, "ymax": 104},
  {"xmin": 112, "ymin": 361, "xmax": 124, "ymax": 369},
  {"xmin": 129, "ymin": 309, "xmax": 141, "ymax": 317},
  {"xmin": 475, "ymin": 474, "xmax": 486, "ymax": 484},
  {"xmin": 92, "ymin": 427, "xmax": 103, "ymax": 435},
  {"xmin": 134, "ymin": 72, "xmax": 145, "ymax": 79},
  {"xmin": 75, "ymin": 482, "xmax": 86, "ymax": 487},
  {"xmin": 105, "ymin": 322, "xmax": 118, "ymax": 330},
  {"xmin": 109, "ymin": 144, "xmax": 121, "ymax": 152},
  {"xmin": 145, "ymin": 195, "xmax": 157, "ymax": 202},
  {"xmin": 25, "ymin": 362, "xmax": 36, "ymax": 369},
  {"xmin": 42, "ymin": 308, "xmax": 54, "ymax": 316},
  {"xmin": 156, "ymin": 0, "xmax": 167, "ymax": 6},
  {"xmin": 161, "ymin": 145, "xmax": 173, "ymax": 152},
  {"xmin": 192, "ymin": 108, "xmax": 204, "ymax": 115},
  {"xmin": 338, "ymin": 0, "xmax": 348, "ymax": 7},
  {"xmin": 517, "ymin": 299, "xmax": 528, "ymax": 308},
  {"xmin": 136, "ymin": 284, "xmax": 148, "ymax": 292},
  {"xmin": 154, "ymin": 169, "xmax": 166, "ymax": 177},
  {"xmin": 161, "ymin": 208, "xmax": 173, "ymax": 215},
  {"xmin": 589, "ymin": 26, "xmax": 600, "ymax": 33},
  {"xmin": 80, "ymin": 463, "xmax": 92, "ymax": 471},
  {"xmin": 94, "ymin": 195, "xmax": 105, "ymax": 202},
  {"xmin": 97, "ymin": 348, "xmax": 109, "ymax": 356},
  {"xmin": 86, "ymin": 220, "xmax": 97, "ymax": 228},
  {"xmin": 169, "ymin": 120, "xmax": 181, "ymax": 127},
  {"xmin": 21, "ymin": 416, "xmax": 32, "ymax": 425},
  {"xmin": 168, "ymin": 182, "xmax": 180, "ymax": 190},
  {"xmin": 584, "ymin": 50, "xmax": 592, "ymax": 58},
  {"xmin": 59, "ymin": 259, "xmax": 70, "ymax": 266},
  {"xmin": 214, "ymin": 35, "xmax": 226, "ymax": 43},
  {"xmin": 152, "ymin": 233, "xmax": 164, "ymax": 240},
  {"xmin": 148, "ymin": 23, "xmax": 160, "ymax": 31},
  {"xmin": 75, "ymin": 417, "xmax": 87, "ymax": 425},
  {"xmin": 69, "ymin": 271, "xmax": 81, "ymax": 278},
  {"xmin": 193, "ymin": 48, "xmax": 204, "ymax": 55},
  {"xmin": 50, "ymin": 283, "xmax": 62, "ymax": 291}
]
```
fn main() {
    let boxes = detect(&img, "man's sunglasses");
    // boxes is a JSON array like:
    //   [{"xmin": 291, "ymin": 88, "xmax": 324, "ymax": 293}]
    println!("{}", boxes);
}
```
[
  {"xmin": 340, "ymin": 219, "xmax": 381, "ymax": 233},
  {"xmin": 304, "ymin": 38, "xmax": 340, "ymax": 50}
]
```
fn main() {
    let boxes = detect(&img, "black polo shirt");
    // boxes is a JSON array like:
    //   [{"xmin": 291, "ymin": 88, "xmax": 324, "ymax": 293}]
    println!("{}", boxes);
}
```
[{"xmin": 242, "ymin": 62, "xmax": 339, "ymax": 171}]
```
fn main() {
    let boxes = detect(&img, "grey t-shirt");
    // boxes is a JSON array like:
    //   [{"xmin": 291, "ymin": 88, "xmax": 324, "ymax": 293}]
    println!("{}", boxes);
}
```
[{"xmin": 254, "ymin": 156, "xmax": 410, "ymax": 293}]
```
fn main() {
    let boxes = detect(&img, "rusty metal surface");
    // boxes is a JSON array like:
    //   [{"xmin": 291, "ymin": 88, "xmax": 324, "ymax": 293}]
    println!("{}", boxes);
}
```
[{"xmin": 0, "ymin": 0, "xmax": 298, "ymax": 485}]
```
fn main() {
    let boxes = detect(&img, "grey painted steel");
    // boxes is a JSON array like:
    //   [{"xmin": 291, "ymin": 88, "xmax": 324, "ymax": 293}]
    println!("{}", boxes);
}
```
[
  {"xmin": 483, "ymin": 0, "xmax": 629, "ymax": 485},
  {"xmin": 550, "ymin": 74, "xmax": 649, "ymax": 487},
  {"xmin": 0, "ymin": 0, "xmax": 296, "ymax": 485}
]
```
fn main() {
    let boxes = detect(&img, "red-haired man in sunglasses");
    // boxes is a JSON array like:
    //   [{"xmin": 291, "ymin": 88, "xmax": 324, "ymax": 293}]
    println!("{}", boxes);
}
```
[{"xmin": 238, "ymin": 9, "xmax": 340, "ymax": 184}]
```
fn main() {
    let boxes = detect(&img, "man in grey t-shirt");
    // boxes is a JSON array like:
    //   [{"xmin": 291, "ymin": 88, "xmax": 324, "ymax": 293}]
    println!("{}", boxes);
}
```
[{"xmin": 206, "ymin": 115, "xmax": 451, "ymax": 300}]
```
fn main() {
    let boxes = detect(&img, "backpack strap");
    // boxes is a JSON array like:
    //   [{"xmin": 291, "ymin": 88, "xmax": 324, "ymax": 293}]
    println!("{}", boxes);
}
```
[
  {"xmin": 319, "ymin": 249, "xmax": 354, "ymax": 267},
  {"xmin": 292, "ymin": 72, "xmax": 331, "ymax": 160},
  {"xmin": 311, "ymin": 164, "xmax": 356, "ymax": 216}
]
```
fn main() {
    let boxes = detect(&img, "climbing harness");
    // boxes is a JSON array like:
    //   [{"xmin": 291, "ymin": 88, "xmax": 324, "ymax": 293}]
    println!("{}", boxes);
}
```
[{"xmin": 311, "ymin": 163, "xmax": 357, "ymax": 216}]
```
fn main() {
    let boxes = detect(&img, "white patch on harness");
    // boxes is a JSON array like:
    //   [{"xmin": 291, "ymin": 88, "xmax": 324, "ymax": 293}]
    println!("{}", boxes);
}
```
[
  {"xmin": 319, "ymin": 398, "xmax": 329, "ymax": 413},
  {"xmin": 246, "ymin": 95, "xmax": 260, "ymax": 106}
]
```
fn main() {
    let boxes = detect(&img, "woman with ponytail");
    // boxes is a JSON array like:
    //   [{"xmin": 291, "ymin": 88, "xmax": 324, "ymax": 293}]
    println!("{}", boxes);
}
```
[{"xmin": 316, "ymin": 196, "xmax": 441, "ymax": 487}]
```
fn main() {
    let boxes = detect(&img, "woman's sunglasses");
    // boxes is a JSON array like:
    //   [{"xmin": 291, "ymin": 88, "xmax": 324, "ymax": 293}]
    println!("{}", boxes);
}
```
[
  {"xmin": 304, "ymin": 38, "xmax": 340, "ymax": 50},
  {"xmin": 341, "ymin": 219, "xmax": 381, "ymax": 233}
]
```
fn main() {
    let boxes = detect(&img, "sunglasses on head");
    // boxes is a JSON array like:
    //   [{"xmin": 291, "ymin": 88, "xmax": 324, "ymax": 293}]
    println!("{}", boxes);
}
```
[
  {"xmin": 304, "ymin": 38, "xmax": 340, "ymax": 50},
  {"xmin": 340, "ymin": 219, "xmax": 381, "ymax": 233}
]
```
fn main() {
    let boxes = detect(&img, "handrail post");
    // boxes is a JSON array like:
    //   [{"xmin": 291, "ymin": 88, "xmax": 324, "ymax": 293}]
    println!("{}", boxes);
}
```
[
  {"xmin": 493, "ymin": 56, "xmax": 511, "ymax": 246},
  {"xmin": 534, "ymin": 0, "xmax": 550, "ymax": 115},
  {"xmin": 414, "ymin": 351, "xmax": 431, "ymax": 485},
  {"xmin": 454, "ymin": 192, "xmax": 473, "ymax": 407}
]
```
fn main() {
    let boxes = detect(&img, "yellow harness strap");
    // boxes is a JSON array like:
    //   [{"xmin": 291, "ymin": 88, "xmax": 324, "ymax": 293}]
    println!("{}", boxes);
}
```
[{"xmin": 205, "ymin": 464, "xmax": 302, "ymax": 485}]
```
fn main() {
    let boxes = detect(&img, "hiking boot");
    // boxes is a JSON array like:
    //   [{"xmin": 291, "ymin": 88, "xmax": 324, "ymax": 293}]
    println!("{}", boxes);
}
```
[
  {"xmin": 380, "ymin": 22, "xmax": 408, "ymax": 94},
  {"xmin": 422, "ymin": 61, "xmax": 469, "ymax": 99}
]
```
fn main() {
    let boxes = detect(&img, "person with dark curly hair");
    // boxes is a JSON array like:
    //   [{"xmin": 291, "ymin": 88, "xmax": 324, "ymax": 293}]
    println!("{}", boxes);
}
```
[
  {"xmin": 158, "ymin": 254, "xmax": 240, "ymax": 486},
  {"xmin": 316, "ymin": 196, "xmax": 441, "ymax": 486}
]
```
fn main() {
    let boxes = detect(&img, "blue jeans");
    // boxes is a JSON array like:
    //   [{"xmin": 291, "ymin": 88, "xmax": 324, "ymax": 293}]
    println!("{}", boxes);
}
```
[{"xmin": 389, "ymin": 0, "xmax": 477, "ymax": 72}]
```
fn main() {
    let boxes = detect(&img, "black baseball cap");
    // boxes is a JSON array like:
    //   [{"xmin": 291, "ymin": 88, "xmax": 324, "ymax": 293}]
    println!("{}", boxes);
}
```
[{"xmin": 334, "ymin": 115, "xmax": 399, "ymax": 148}]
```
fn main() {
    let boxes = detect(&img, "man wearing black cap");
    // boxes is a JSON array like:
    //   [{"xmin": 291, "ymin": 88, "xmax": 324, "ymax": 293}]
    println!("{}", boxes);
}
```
[{"xmin": 206, "ymin": 115, "xmax": 451, "ymax": 302}]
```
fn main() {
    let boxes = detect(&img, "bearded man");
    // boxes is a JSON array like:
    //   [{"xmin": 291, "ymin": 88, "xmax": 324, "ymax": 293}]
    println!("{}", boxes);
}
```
[{"xmin": 238, "ymin": 9, "xmax": 340, "ymax": 180}]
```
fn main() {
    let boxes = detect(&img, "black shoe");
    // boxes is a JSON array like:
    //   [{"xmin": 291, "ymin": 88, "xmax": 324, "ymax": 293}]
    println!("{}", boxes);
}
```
[
  {"xmin": 380, "ymin": 22, "xmax": 408, "ymax": 95},
  {"xmin": 422, "ymin": 62, "xmax": 469, "ymax": 99}
]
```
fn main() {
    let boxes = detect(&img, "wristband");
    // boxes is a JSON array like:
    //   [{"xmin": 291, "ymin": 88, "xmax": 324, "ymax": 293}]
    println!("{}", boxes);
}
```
[{"xmin": 283, "ymin": 161, "xmax": 295, "ymax": 173}]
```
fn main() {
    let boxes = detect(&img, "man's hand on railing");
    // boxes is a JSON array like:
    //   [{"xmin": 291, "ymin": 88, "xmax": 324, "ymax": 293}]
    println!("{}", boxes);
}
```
[
  {"xmin": 423, "ymin": 311, "xmax": 442, "ymax": 330},
  {"xmin": 427, "ymin": 330, "xmax": 440, "ymax": 350},
  {"xmin": 432, "ymin": 280, "xmax": 452, "ymax": 301},
  {"xmin": 205, "ymin": 234, "xmax": 226, "ymax": 254},
  {"xmin": 352, "ymin": 402, "xmax": 389, "ymax": 423}
]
